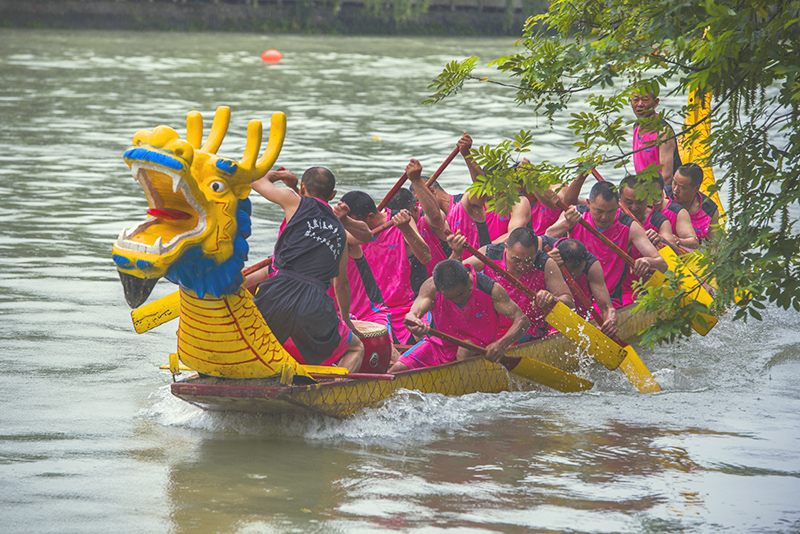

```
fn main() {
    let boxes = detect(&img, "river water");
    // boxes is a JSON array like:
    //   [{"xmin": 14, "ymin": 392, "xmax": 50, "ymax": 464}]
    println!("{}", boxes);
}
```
[{"xmin": 1, "ymin": 29, "xmax": 799, "ymax": 534}]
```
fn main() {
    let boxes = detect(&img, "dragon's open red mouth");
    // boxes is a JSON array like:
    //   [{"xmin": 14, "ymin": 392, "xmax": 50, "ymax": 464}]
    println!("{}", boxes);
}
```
[{"xmin": 147, "ymin": 207, "xmax": 193, "ymax": 220}]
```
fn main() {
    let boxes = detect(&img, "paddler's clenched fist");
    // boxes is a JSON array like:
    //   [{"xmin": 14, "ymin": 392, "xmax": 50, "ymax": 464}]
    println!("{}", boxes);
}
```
[
  {"xmin": 391, "ymin": 209, "xmax": 413, "ymax": 229},
  {"xmin": 405, "ymin": 158, "xmax": 423, "ymax": 182},
  {"xmin": 333, "ymin": 201, "xmax": 350, "ymax": 220},
  {"xmin": 456, "ymin": 133, "xmax": 472, "ymax": 156}
]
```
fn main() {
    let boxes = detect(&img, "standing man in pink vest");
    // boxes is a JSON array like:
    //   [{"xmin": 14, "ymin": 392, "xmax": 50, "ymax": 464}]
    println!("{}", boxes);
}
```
[
  {"xmin": 390, "ymin": 259, "xmax": 529, "ymax": 372},
  {"xmin": 631, "ymin": 85, "xmax": 682, "ymax": 186},
  {"xmin": 546, "ymin": 181, "xmax": 667, "ymax": 306}
]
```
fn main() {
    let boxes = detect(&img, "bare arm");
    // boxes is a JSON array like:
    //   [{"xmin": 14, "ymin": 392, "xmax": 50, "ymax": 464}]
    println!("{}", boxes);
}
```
[
  {"xmin": 557, "ymin": 173, "xmax": 589, "ymax": 207},
  {"xmin": 340, "ymin": 210, "xmax": 373, "ymax": 244},
  {"xmin": 403, "ymin": 279, "xmax": 437, "ymax": 338},
  {"xmin": 394, "ymin": 210, "xmax": 431, "ymax": 264},
  {"xmin": 658, "ymin": 133, "xmax": 677, "ymax": 186},
  {"xmin": 545, "ymin": 208, "xmax": 578, "ymax": 238},
  {"xmin": 492, "ymin": 196, "xmax": 531, "ymax": 243},
  {"xmin": 657, "ymin": 218, "xmax": 681, "ymax": 255},
  {"xmin": 482, "ymin": 284, "xmax": 530, "ymax": 362},
  {"xmin": 251, "ymin": 170, "xmax": 301, "ymax": 219},
  {"xmin": 630, "ymin": 222, "xmax": 668, "ymax": 276},
  {"xmin": 543, "ymin": 257, "xmax": 574, "ymax": 309},
  {"xmin": 674, "ymin": 208, "xmax": 700, "ymax": 250},
  {"xmin": 587, "ymin": 261, "xmax": 618, "ymax": 338},
  {"xmin": 407, "ymin": 158, "xmax": 448, "ymax": 235}
]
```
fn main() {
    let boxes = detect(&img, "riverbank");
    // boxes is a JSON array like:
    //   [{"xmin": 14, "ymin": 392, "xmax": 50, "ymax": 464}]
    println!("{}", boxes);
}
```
[{"xmin": 1, "ymin": 0, "xmax": 541, "ymax": 35}]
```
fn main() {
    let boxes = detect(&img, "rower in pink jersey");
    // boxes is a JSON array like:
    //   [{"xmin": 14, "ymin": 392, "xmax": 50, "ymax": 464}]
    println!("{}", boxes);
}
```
[
  {"xmin": 546, "ymin": 181, "xmax": 667, "ymax": 306},
  {"xmin": 459, "ymin": 227, "xmax": 573, "ymax": 342},
  {"xmin": 630, "ymin": 85, "xmax": 682, "ymax": 186},
  {"xmin": 665, "ymin": 163, "xmax": 720, "ymax": 243},
  {"xmin": 619, "ymin": 172, "xmax": 699, "ymax": 251},
  {"xmin": 618, "ymin": 175, "xmax": 678, "ymax": 302},
  {"xmin": 390, "ymin": 260, "xmax": 529, "ymax": 372},
  {"xmin": 341, "ymin": 190, "xmax": 430, "ymax": 345},
  {"xmin": 545, "ymin": 237, "xmax": 619, "ymax": 338}
]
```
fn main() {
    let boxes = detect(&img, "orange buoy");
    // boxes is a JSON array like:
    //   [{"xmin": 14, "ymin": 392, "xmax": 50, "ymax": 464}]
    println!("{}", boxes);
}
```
[{"xmin": 261, "ymin": 49, "xmax": 282, "ymax": 64}]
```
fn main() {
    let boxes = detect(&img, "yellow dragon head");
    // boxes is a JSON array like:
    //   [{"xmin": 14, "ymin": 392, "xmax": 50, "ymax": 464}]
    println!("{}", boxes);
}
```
[{"xmin": 112, "ymin": 107, "xmax": 286, "ymax": 308}]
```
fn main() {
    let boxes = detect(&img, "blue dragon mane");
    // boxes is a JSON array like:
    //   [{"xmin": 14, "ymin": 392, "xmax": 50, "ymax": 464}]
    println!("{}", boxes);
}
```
[{"xmin": 165, "ymin": 198, "xmax": 252, "ymax": 299}]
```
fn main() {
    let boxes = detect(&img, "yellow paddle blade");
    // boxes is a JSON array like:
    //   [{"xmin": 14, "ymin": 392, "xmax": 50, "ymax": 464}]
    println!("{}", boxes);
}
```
[
  {"xmin": 544, "ymin": 302, "xmax": 627, "ymax": 370},
  {"xmin": 132, "ymin": 290, "xmax": 180, "ymax": 334},
  {"xmin": 509, "ymin": 357, "xmax": 594, "ymax": 393},
  {"xmin": 656, "ymin": 249, "xmax": 718, "ymax": 336},
  {"xmin": 301, "ymin": 365, "xmax": 349, "ymax": 376},
  {"xmin": 618, "ymin": 345, "xmax": 661, "ymax": 393}
]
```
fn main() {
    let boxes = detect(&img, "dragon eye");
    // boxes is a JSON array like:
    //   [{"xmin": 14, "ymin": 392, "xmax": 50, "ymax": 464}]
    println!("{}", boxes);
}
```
[{"xmin": 210, "ymin": 181, "xmax": 227, "ymax": 193}]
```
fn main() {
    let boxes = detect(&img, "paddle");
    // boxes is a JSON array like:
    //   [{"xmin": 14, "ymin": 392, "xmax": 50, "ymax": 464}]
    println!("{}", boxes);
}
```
[
  {"xmin": 590, "ymin": 170, "xmax": 717, "ymax": 335},
  {"xmin": 458, "ymin": 238, "xmax": 627, "ymax": 371},
  {"xmin": 543, "ymin": 244, "xmax": 660, "ymax": 393},
  {"xmin": 422, "ymin": 326, "xmax": 593, "ymax": 393},
  {"xmin": 376, "ymin": 146, "xmax": 459, "ymax": 211}
]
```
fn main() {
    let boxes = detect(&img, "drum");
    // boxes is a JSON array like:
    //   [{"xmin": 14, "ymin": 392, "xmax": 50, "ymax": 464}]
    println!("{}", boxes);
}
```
[{"xmin": 352, "ymin": 320, "xmax": 392, "ymax": 374}]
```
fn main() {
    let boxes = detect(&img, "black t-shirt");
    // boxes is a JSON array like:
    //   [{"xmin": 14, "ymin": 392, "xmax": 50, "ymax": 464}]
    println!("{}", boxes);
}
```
[{"xmin": 273, "ymin": 196, "xmax": 345, "ymax": 283}]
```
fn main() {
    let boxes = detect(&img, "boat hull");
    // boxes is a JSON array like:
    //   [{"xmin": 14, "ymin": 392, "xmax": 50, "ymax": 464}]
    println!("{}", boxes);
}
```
[{"xmin": 170, "ymin": 304, "xmax": 656, "ymax": 418}]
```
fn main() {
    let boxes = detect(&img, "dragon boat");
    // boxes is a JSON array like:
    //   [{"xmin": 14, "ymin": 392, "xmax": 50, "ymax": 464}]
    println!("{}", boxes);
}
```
[
  {"xmin": 170, "ymin": 303, "xmax": 654, "ymax": 418},
  {"xmin": 112, "ymin": 106, "xmax": 659, "ymax": 419}
]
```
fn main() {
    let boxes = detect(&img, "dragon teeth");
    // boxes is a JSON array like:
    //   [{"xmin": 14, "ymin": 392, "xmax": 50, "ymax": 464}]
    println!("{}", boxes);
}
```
[{"xmin": 153, "ymin": 237, "xmax": 163, "ymax": 255}]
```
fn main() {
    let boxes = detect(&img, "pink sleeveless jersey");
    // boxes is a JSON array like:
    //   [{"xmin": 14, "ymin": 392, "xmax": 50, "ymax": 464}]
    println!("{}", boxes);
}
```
[
  {"xmin": 569, "ymin": 205, "xmax": 634, "ymax": 305},
  {"xmin": 485, "ymin": 208, "xmax": 510, "ymax": 241},
  {"xmin": 484, "ymin": 244, "xmax": 549, "ymax": 339},
  {"xmin": 362, "ymin": 211, "xmax": 415, "ymax": 343},
  {"xmin": 665, "ymin": 186, "xmax": 716, "ymax": 241},
  {"xmin": 660, "ymin": 196, "xmax": 685, "ymax": 235},
  {"xmin": 397, "ymin": 267, "xmax": 499, "ymax": 369},
  {"xmin": 633, "ymin": 120, "xmax": 661, "ymax": 173},
  {"xmin": 530, "ymin": 200, "xmax": 562, "ymax": 235},
  {"xmin": 432, "ymin": 266, "xmax": 498, "ymax": 345},
  {"xmin": 416, "ymin": 215, "xmax": 448, "ymax": 277},
  {"xmin": 446, "ymin": 196, "xmax": 480, "ymax": 259}
]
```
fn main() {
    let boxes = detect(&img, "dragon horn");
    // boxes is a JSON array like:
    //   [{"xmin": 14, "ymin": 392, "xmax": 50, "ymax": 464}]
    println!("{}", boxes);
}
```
[
  {"xmin": 201, "ymin": 106, "xmax": 231, "ymax": 155},
  {"xmin": 253, "ymin": 112, "xmax": 287, "ymax": 180},
  {"xmin": 239, "ymin": 119, "xmax": 263, "ymax": 172},
  {"xmin": 186, "ymin": 111, "xmax": 203, "ymax": 150}
]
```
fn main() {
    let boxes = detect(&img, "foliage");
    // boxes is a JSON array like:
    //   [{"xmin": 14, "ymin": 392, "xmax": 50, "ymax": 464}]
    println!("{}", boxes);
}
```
[{"xmin": 425, "ymin": 0, "xmax": 800, "ymax": 343}]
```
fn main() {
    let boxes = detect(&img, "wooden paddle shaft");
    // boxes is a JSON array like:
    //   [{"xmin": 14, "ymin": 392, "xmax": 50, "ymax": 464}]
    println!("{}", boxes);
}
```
[
  {"xmin": 554, "ymin": 198, "xmax": 636, "ymax": 268},
  {"xmin": 376, "ymin": 145, "xmax": 460, "ymax": 212},
  {"xmin": 425, "ymin": 326, "xmax": 487, "ymax": 355},
  {"xmin": 376, "ymin": 172, "xmax": 408, "ymax": 212},
  {"xmin": 461, "ymin": 239, "xmax": 542, "ymax": 305},
  {"xmin": 425, "ymin": 146, "xmax": 460, "ymax": 187}
]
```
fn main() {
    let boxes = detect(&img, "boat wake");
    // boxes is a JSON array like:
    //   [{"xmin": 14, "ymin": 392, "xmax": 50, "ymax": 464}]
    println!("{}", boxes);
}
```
[{"xmin": 140, "ymin": 384, "xmax": 558, "ymax": 446}]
